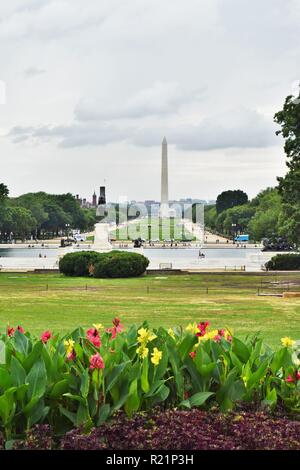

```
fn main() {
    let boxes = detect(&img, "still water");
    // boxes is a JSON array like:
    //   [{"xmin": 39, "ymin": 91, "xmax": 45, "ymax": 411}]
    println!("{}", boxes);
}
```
[{"xmin": 0, "ymin": 246, "xmax": 268, "ymax": 271}]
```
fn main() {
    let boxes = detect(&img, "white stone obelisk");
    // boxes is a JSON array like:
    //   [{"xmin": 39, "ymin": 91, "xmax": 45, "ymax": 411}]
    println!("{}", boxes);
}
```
[{"xmin": 160, "ymin": 136, "xmax": 169, "ymax": 218}]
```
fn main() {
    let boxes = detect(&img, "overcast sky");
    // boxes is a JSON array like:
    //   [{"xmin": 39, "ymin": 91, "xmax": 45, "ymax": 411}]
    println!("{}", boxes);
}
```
[{"xmin": 0, "ymin": 0, "xmax": 299, "ymax": 202}]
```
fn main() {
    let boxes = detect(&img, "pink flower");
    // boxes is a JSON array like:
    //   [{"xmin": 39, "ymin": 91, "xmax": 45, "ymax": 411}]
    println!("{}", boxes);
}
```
[
  {"xmin": 89, "ymin": 353, "xmax": 105, "ymax": 370},
  {"xmin": 214, "ymin": 335, "xmax": 222, "ymax": 343},
  {"xmin": 41, "ymin": 330, "xmax": 52, "ymax": 344},
  {"xmin": 227, "ymin": 335, "xmax": 233, "ymax": 343},
  {"xmin": 286, "ymin": 375, "xmax": 295, "ymax": 383},
  {"xmin": 86, "ymin": 328, "xmax": 101, "ymax": 348},
  {"xmin": 189, "ymin": 351, "xmax": 196, "ymax": 359},
  {"xmin": 218, "ymin": 329, "xmax": 225, "ymax": 337},
  {"xmin": 106, "ymin": 317, "xmax": 124, "ymax": 340},
  {"xmin": 7, "ymin": 325, "xmax": 15, "ymax": 337},
  {"xmin": 296, "ymin": 371, "xmax": 300, "ymax": 381},
  {"xmin": 196, "ymin": 321, "xmax": 209, "ymax": 337},
  {"xmin": 17, "ymin": 325, "xmax": 25, "ymax": 334},
  {"xmin": 67, "ymin": 349, "xmax": 76, "ymax": 361}
]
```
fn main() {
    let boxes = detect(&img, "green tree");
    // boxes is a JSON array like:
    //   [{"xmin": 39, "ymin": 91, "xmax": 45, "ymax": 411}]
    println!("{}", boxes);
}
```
[
  {"xmin": 216, "ymin": 190, "xmax": 248, "ymax": 214},
  {"xmin": 274, "ymin": 85, "xmax": 300, "ymax": 245}
]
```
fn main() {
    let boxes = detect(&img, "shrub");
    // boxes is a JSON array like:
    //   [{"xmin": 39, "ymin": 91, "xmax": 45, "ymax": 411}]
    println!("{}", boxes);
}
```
[
  {"xmin": 93, "ymin": 251, "xmax": 149, "ymax": 278},
  {"xmin": 59, "ymin": 250, "xmax": 149, "ymax": 278},
  {"xmin": 59, "ymin": 251, "xmax": 100, "ymax": 276},
  {"xmin": 265, "ymin": 253, "xmax": 300, "ymax": 271}
]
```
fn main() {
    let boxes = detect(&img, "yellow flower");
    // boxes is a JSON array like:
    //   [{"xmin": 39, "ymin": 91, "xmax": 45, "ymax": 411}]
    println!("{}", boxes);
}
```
[
  {"xmin": 93, "ymin": 323, "xmax": 104, "ymax": 331},
  {"xmin": 281, "ymin": 337, "xmax": 295, "ymax": 348},
  {"xmin": 136, "ymin": 345, "xmax": 149, "ymax": 359},
  {"xmin": 206, "ymin": 330, "xmax": 219, "ymax": 340},
  {"xmin": 64, "ymin": 339, "xmax": 75, "ymax": 355},
  {"xmin": 168, "ymin": 328, "xmax": 175, "ymax": 340},
  {"xmin": 137, "ymin": 328, "xmax": 157, "ymax": 345},
  {"xmin": 151, "ymin": 347, "xmax": 162, "ymax": 366},
  {"xmin": 186, "ymin": 323, "xmax": 199, "ymax": 335}
]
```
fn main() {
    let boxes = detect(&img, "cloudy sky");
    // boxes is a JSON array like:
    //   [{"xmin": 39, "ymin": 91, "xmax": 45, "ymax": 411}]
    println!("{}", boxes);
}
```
[{"xmin": 0, "ymin": 0, "xmax": 299, "ymax": 202}]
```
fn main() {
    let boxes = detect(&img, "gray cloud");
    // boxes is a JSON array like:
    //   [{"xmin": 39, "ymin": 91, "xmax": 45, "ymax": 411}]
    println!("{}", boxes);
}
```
[
  {"xmin": 24, "ymin": 66, "xmax": 46, "ymax": 77},
  {"xmin": 75, "ymin": 82, "xmax": 205, "ymax": 121},
  {"xmin": 1, "ymin": 0, "xmax": 299, "ymax": 201},
  {"xmin": 8, "ymin": 107, "xmax": 278, "ymax": 150}
]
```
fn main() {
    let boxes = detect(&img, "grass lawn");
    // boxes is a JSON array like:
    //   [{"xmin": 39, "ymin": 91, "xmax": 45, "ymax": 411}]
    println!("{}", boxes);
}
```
[
  {"xmin": 111, "ymin": 217, "xmax": 195, "ymax": 241},
  {"xmin": 0, "ymin": 272, "xmax": 300, "ymax": 348}
]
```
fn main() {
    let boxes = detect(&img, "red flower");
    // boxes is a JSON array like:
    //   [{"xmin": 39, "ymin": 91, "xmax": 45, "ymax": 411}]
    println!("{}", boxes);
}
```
[
  {"xmin": 89, "ymin": 353, "xmax": 105, "ymax": 370},
  {"xmin": 286, "ymin": 375, "xmax": 295, "ymax": 383},
  {"xmin": 218, "ymin": 329, "xmax": 225, "ymax": 337},
  {"xmin": 196, "ymin": 321, "xmax": 209, "ymax": 337},
  {"xmin": 17, "ymin": 325, "xmax": 25, "ymax": 334},
  {"xmin": 189, "ymin": 351, "xmax": 196, "ymax": 359},
  {"xmin": 86, "ymin": 328, "xmax": 101, "ymax": 348},
  {"xmin": 214, "ymin": 334, "xmax": 222, "ymax": 343},
  {"xmin": 227, "ymin": 335, "xmax": 233, "ymax": 343},
  {"xmin": 106, "ymin": 317, "xmax": 124, "ymax": 339},
  {"xmin": 41, "ymin": 330, "xmax": 52, "ymax": 344},
  {"xmin": 7, "ymin": 325, "xmax": 15, "ymax": 337},
  {"xmin": 67, "ymin": 349, "xmax": 76, "ymax": 361},
  {"xmin": 296, "ymin": 371, "xmax": 300, "ymax": 381}
]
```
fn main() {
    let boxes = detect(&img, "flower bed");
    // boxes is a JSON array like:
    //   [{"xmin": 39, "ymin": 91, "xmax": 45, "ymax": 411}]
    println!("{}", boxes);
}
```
[
  {"xmin": 0, "ymin": 319, "xmax": 299, "ymax": 447},
  {"xmin": 8, "ymin": 409, "xmax": 300, "ymax": 450}
]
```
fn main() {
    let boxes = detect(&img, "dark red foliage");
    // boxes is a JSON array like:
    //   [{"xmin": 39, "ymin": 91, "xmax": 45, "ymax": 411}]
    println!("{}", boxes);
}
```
[
  {"xmin": 55, "ymin": 410, "xmax": 300, "ymax": 451},
  {"xmin": 9, "ymin": 410, "xmax": 300, "ymax": 450}
]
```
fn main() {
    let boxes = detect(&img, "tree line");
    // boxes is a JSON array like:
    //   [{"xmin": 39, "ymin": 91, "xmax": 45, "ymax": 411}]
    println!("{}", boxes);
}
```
[
  {"xmin": 205, "ymin": 84, "xmax": 300, "ymax": 246},
  {"xmin": 204, "ymin": 187, "xmax": 282, "ymax": 242},
  {"xmin": 0, "ymin": 187, "xmax": 96, "ymax": 242}
]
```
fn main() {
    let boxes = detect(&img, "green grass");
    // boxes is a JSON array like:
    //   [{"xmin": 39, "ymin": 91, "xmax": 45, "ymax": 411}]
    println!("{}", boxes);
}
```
[
  {"xmin": 1, "ymin": 272, "xmax": 300, "ymax": 347},
  {"xmin": 111, "ymin": 217, "xmax": 195, "ymax": 241}
]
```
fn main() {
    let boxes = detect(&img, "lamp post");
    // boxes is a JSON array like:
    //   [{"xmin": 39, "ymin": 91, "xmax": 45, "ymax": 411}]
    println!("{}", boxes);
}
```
[
  {"xmin": 65, "ymin": 223, "xmax": 70, "ymax": 240},
  {"xmin": 231, "ymin": 223, "xmax": 237, "ymax": 243}
]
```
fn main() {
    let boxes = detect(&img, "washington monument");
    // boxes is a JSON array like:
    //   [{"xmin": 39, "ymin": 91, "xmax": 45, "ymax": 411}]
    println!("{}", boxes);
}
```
[{"xmin": 160, "ymin": 136, "xmax": 170, "ymax": 218}]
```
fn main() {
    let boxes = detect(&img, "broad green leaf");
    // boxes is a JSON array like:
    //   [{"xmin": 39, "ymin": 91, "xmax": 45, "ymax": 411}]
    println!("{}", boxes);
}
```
[
  {"xmin": 262, "ymin": 388, "xmax": 277, "ymax": 410},
  {"xmin": 22, "ymin": 341, "xmax": 43, "ymax": 373},
  {"xmin": 28, "ymin": 400, "xmax": 49, "ymax": 427},
  {"xmin": 124, "ymin": 379, "xmax": 140, "ymax": 417},
  {"xmin": 154, "ymin": 345, "xmax": 168, "ymax": 380},
  {"xmin": 247, "ymin": 359, "xmax": 269, "ymax": 390},
  {"xmin": 0, "ymin": 340, "xmax": 5, "ymax": 364},
  {"xmin": 49, "ymin": 379, "xmax": 69, "ymax": 398},
  {"xmin": 10, "ymin": 356, "xmax": 26, "ymax": 387},
  {"xmin": 76, "ymin": 400, "xmax": 92, "ymax": 427},
  {"xmin": 141, "ymin": 357, "xmax": 150, "ymax": 393},
  {"xmin": 0, "ymin": 387, "xmax": 17, "ymax": 424},
  {"xmin": 80, "ymin": 369, "xmax": 90, "ymax": 399},
  {"xmin": 178, "ymin": 334, "xmax": 196, "ymax": 361},
  {"xmin": 232, "ymin": 338, "xmax": 250, "ymax": 363},
  {"xmin": 0, "ymin": 367, "xmax": 12, "ymax": 390},
  {"xmin": 13, "ymin": 330, "xmax": 29, "ymax": 356},
  {"xmin": 97, "ymin": 404, "xmax": 111, "ymax": 425},
  {"xmin": 26, "ymin": 360, "xmax": 47, "ymax": 400},
  {"xmin": 179, "ymin": 391, "xmax": 214, "ymax": 408},
  {"xmin": 63, "ymin": 393, "xmax": 86, "ymax": 404},
  {"xmin": 189, "ymin": 391, "xmax": 214, "ymax": 407},
  {"xmin": 106, "ymin": 362, "xmax": 127, "ymax": 393},
  {"xmin": 59, "ymin": 405, "xmax": 77, "ymax": 425}
]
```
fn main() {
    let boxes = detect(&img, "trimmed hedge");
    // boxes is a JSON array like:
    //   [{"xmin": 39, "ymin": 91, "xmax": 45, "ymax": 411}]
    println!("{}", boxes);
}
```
[
  {"xmin": 59, "ymin": 250, "xmax": 149, "ymax": 278},
  {"xmin": 265, "ymin": 253, "xmax": 300, "ymax": 271}
]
